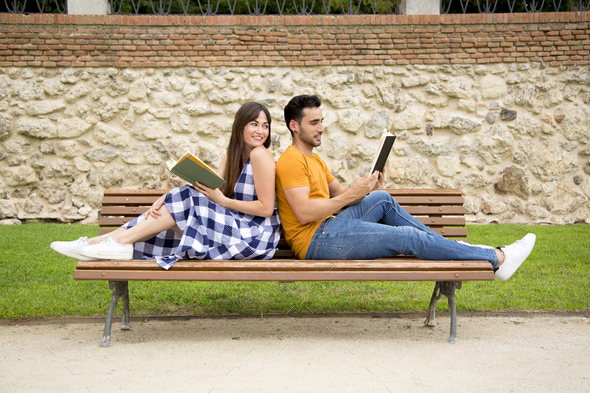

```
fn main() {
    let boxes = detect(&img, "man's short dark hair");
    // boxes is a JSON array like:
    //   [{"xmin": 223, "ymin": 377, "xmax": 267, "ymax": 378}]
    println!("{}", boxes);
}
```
[{"xmin": 284, "ymin": 95, "xmax": 322, "ymax": 137}]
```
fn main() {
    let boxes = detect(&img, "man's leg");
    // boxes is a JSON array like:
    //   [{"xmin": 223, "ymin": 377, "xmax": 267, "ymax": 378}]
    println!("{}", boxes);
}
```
[
  {"xmin": 337, "ymin": 190, "xmax": 444, "ymax": 237},
  {"xmin": 305, "ymin": 215, "xmax": 499, "ymax": 266}
]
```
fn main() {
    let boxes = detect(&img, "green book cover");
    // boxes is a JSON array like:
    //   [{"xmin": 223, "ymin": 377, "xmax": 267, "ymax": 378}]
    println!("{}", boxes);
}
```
[{"xmin": 166, "ymin": 152, "xmax": 226, "ymax": 189}]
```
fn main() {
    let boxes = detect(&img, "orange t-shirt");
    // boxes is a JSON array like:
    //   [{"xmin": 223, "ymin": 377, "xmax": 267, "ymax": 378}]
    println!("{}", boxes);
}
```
[{"xmin": 276, "ymin": 145, "xmax": 336, "ymax": 260}]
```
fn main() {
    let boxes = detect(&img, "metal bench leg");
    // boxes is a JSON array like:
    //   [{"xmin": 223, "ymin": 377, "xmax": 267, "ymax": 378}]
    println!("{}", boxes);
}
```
[
  {"xmin": 100, "ymin": 281, "xmax": 130, "ymax": 347},
  {"xmin": 120, "ymin": 281, "xmax": 131, "ymax": 330},
  {"xmin": 447, "ymin": 284, "xmax": 459, "ymax": 344},
  {"xmin": 424, "ymin": 282, "xmax": 442, "ymax": 327},
  {"xmin": 424, "ymin": 281, "xmax": 462, "ymax": 344}
]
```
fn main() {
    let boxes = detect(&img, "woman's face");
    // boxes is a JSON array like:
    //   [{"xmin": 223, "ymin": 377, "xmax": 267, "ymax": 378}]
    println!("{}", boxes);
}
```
[{"xmin": 242, "ymin": 110, "xmax": 270, "ymax": 150}]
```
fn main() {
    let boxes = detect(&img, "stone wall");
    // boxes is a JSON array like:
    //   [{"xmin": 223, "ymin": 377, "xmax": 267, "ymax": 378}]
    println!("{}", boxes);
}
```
[{"xmin": 1, "ymin": 63, "xmax": 589, "ymax": 224}]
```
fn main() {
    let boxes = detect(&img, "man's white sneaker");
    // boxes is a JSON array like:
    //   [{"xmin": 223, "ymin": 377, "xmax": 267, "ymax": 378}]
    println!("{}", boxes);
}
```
[
  {"xmin": 495, "ymin": 233, "xmax": 536, "ymax": 282},
  {"xmin": 78, "ymin": 235, "xmax": 134, "ymax": 260},
  {"xmin": 50, "ymin": 237, "xmax": 99, "ymax": 261},
  {"xmin": 457, "ymin": 240, "xmax": 495, "ymax": 250}
]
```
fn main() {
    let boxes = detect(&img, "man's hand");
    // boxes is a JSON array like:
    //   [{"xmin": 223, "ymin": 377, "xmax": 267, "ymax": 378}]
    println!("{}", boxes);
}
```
[
  {"xmin": 373, "ymin": 168, "xmax": 386, "ymax": 191},
  {"xmin": 349, "ymin": 171, "xmax": 380, "ymax": 199}
]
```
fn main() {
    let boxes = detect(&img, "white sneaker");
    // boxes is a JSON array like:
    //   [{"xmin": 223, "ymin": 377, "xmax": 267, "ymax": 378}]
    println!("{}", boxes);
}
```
[
  {"xmin": 457, "ymin": 240, "xmax": 495, "ymax": 250},
  {"xmin": 78, "ymin": 235, "xmax": 134, "ymax": 260},
  {"xmin": 495, "ymin": 233, "xmax": 536, "ymax": 282},
  {"xmin": 50, "ymin": 237, "xmax": 99, "ymax": 261}
]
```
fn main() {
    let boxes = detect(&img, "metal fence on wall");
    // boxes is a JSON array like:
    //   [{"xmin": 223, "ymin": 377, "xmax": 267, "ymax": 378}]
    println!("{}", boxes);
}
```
[{"xmin": 1, "ymin": 0, "xmax": 588, "ymax": 16}]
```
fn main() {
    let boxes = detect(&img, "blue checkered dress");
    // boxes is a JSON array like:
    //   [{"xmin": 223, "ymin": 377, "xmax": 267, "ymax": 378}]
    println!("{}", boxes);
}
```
[{"xmin": 121, "ymin": 158, "xmax": 281, "ymax": 270}]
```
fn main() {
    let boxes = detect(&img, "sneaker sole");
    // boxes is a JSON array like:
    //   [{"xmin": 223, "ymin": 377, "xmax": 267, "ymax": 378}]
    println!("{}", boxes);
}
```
[
  {"xmin": 50, "ymin": 244, "xmax": 98, "ymax": 261},
  {"xmin": 78, "ymin": 249, "xmax": 134, "ymax": 260}
]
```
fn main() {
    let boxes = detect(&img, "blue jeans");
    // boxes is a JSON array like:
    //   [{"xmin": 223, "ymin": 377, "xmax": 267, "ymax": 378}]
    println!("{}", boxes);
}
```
[{"xmin": 305, "ymin": 190, "xmax": 498, "ymax": 267}]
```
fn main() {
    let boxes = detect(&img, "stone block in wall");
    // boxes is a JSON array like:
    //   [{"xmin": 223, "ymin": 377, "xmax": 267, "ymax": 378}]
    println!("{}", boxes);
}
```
[
  {"xmin": 38, "ymin": 180, "xmax": 67, "ymax": 204},
  {"xmin": 44, "ymin": 161, "xmax": 76, "ymax": 179},
  {"xmin": 561, "ymin": 103, "xmax": 590, "ymax": 142},
  {"xmin": 477, "ymin": 75, "xmax": 508, "ymax": 100},
  {"xmin": 55, "ymin": 140, "xmax": 81, "ymax": 159},
  {"xmin": 474, "ymin": 124, "xmax": 515, "ymax": 165},
  {"xmin": 0, "ymin": 114, "xmax": 11, "ymax": 141},
  {"xmin": 24, "ymin": 100, "xmax": 66, "ymax": 116},
  {"xmin": 494, "ymin": 166, "xmax": 530, "ymax": 200},
  {"xmin": 12, "ymin": 80, "xmax": 44, "ymax": 101},
  {"xmin": 433, "ymin": 112, "xmax": 482, "ymax": 134},
  {"xmin": 3, "ymin": 136, "xmax": 32, "ymax": 155},
  {"xmin": 133, "ymin": 114, "xmax": 169, "ymax": 140},
  {"xmin": 366, "ymin": 110, "xmax": 391, "ymax": 139},
  {"xmin": 338, "ymin": 109, "xmax": 363, "ymax": 134},
  {"xmin": 120, "ymin": 143, "xmax": 164, "ymax": 165},
  {"xmin": 100, "ymin": 165, "xmax": 125, "ymax": 188},
  {"xmin": 57, "ymin": 118, "xmax": 93, "ymax": 138},
  {"xmin": 507, "ymin": 112, "xmax": 541, "ymax": 139},
  {"xmin": 0, "ymin": 200, "xmax": 17, "ymax": 219},
  {"xmin": 16, "ymin": 118, "xmax": 57, "ymax": 139},
  {"xmin": 84, "ymin": 147, "xmax": 118, "ymax": 163},
  {"xmin": 531, "ymin": 137, "xmax": 580, "ymax": 182},
  {"xmin": 1, "ymin": 166, "xmax": 37, "ymax": 187},
  {"xmin": 388, "ymin": 156, "xmax": 431, "ymax": 185}
]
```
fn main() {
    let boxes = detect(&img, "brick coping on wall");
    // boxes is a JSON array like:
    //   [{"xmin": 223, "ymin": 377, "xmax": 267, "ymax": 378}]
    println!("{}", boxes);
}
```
[
  {"xmin": 0, "ymin": 12, "xmax": 589, "ymax": 67},
  {"xmin": 1, "ymin": 12, "xmax": 589, "ymax": 26}
]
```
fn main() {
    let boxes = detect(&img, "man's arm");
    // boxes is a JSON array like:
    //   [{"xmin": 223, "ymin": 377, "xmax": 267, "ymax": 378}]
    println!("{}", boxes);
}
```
[{"xmin": 283, "ymin": 171, "xmax": 382, "ymax": 225}]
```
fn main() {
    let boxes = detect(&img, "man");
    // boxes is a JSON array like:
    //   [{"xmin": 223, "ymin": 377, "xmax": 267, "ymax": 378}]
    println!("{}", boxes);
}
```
[{"xmin": 275, "ymin": 95, "xmax": 536, "ymax": 281}]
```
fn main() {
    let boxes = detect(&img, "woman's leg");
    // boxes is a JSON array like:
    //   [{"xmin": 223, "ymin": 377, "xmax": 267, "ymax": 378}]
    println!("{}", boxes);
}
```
[
  {"xmin": 111, "ymin": 205, "xmax": 180, "ymax": 244},
  {"xmin": 85, "ymin": 209, "xmax": 182, "ymax": 245}
]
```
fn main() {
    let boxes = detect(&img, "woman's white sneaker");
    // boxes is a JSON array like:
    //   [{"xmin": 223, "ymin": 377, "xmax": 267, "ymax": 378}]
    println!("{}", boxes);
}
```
[
  {"xmin": 50, "ymin": 237, "xmax": 98, "ymax": 261},
  {"xmin": 78, "ymin": 235, "xmax": 134, "ymax": 260},
  {"xmin": 495, "ymin": 233, "xmax": 536, "ymax": 282}
]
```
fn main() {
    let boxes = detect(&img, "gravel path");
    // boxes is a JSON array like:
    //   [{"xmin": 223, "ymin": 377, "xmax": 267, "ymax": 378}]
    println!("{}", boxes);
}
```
[{"xmin": 1, "ymin": 315, "xmax": 589, "ymax": 392}]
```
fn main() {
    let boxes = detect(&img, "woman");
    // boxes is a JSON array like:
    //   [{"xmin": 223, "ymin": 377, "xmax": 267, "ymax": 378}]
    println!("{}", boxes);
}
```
[{"xmin": 51, "ymin": 102, "xmax": 281, "ymax": 270}]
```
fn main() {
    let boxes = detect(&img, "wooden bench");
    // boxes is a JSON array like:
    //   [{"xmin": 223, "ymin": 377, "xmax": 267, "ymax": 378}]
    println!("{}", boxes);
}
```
[{"xmin": 74, "ymin": 188, "xmax": 494, "ymax": 346}]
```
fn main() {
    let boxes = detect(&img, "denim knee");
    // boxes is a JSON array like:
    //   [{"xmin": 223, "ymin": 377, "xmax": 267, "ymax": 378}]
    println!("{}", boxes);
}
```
[{"xmin": 369, "ymin": 190, "xmax": 393, "ymax": 204}]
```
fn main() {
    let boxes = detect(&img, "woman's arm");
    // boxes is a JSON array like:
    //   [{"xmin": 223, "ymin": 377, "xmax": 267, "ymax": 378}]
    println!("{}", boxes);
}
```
[
  {"xmin": 216, "ymin": 154, "xmax": 227, "ymax": 178},
  {"xmin": 194, "ymin": 147, "xmax": 276, "ymax": 217}
]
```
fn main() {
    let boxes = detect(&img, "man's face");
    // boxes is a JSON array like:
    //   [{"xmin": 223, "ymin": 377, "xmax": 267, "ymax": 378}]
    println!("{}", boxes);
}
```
[{"xmin": 294, "ymin": 107, "xmax": 324, "ymax": 148}]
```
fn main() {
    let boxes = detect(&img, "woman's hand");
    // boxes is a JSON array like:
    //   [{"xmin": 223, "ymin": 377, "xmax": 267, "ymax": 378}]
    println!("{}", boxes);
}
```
[
  {"xmin": 194, "ymin": 182, "xmax": 229, "ymax": 207},
  {"xmin": 146, "ymin": 193, "xmax": 167, "ymax": 219}
]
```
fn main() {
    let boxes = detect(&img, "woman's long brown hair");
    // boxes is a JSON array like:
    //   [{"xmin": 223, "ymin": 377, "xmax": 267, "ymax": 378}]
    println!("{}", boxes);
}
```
[{"xmin": 222, "ymin": 102, "xmax": 272, "ymax": 199}]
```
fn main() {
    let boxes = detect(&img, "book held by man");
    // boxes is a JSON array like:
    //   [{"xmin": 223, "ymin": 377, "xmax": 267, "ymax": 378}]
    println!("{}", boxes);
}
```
[
  {"xmin": 369, "ymin": 129, "xmax": 396, "ymax": 177},
  {"xmin": 166, "ymin": 152, "xmax": 226, "ymax": 189}
]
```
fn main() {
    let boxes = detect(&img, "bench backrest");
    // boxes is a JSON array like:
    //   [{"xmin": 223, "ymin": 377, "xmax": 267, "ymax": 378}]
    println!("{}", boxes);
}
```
[{"xmin": 99, "ymin": 189, "xmax": 467, "ymax": 260}]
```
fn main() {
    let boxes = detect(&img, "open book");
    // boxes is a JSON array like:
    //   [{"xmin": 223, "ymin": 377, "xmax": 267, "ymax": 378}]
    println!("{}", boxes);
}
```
[
  {"xmin": 166, "ymin": 152, "xmax": 226, "ymax": 189},
  {"xmin": 369, "ymin": 129, "xmax": 396, "ymax": 177}
]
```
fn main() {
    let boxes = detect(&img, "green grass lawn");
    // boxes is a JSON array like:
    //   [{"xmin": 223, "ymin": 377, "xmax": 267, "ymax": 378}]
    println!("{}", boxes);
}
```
[{"xmin": 0, "ymin": 223, "xmax": 588, "ymax": 319}]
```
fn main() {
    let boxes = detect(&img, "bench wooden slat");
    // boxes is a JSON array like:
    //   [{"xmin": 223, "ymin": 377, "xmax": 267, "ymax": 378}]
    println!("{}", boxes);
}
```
[
  {"xmin": 100, "ymin": 206, "xmax": 467, "ymax": 218},
  {"xmin": 100, "ymin": 217, "xmax": 137, "ymax": 226},
  {"xmin": 403, "ymin": 206, "xmax": 465, "ymax": 215},
  {"xmin": 386, "ymin": 189, "xmax": 463, "ymax": 196},
  {"xmin": 100, "ymin": 207, "xmax": 150, "ymax": 216},
  {"xmin": 390, "ymin": 196, "xmax": 464, "ymax": 205},
  {"xmin": 99, "ymin": 217, "xmax": 467, "ymax": 230},
  {"xmin": 101, "ymin": 196, "xmax": 465, "ymax": 208},
  {"xmin": 415, "ymin": 217, "xmax": 465, "ymax": 226},
  {"xmin": 76, "ymin": 260, "xmax": 492, "ymax": 272},
  {"xmin": 102, "ymin": 189, "xmax": 463, "ymax": 197},
  {"xmin": 104, "ymin": 189, "xmax": 169, "ymax": 196},
  {"xmin": 73, "ymin": 269, "xmax": 493, "ymax": 282},
  {"xmin": 430, "ymin": 227, "xmax": 467, "ymax": 237},
  {"xmin": 102, "ymin": 196, "xmax": 164, "ymax": 206}
]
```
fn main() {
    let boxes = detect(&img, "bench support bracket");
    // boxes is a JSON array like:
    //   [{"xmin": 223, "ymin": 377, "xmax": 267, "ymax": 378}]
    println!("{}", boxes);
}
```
[
  {"xmin": 424, "ymin": 281, "xmax": 462, "ymax": 344},
  {"xmin": 100, "ymin": 281, "xmax": 131, "ymax": 347}
]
